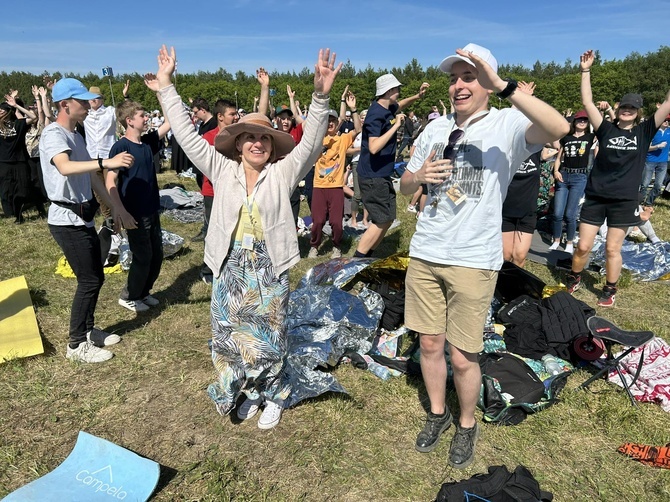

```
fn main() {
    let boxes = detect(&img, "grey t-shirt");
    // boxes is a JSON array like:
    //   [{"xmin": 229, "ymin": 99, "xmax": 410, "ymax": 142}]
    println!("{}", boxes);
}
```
[{"xmin": 39, "ymin": 123, "xmax": 94, "ymax": 227}]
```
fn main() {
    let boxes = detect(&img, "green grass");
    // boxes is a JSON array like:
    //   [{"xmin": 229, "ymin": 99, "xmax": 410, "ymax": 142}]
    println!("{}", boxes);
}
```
[{"xmin": 1, "ymin": 172, "xmax": 669, "ymax": 501}]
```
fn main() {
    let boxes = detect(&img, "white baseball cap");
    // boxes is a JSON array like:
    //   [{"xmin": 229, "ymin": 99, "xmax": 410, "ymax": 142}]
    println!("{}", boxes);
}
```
[
  {"xmin": 375, "ymin": 73, "xmax": 403, "ymax": 97},
  {"xmin": 439, "ymin": 43, "xmax": 498, "ymax": 74}
]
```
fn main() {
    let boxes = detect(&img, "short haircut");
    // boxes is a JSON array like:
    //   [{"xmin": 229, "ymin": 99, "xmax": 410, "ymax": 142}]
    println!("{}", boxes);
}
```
[
  {"xmin": 214, "ymin": 99, "xmax": 236, "ymax": 116},
  {"xmin": 116, "ymin": 100, "xmax": 145, "ymax": 128},
  {"xmin": 192, "ymin": 97, "xmax": 210, "ymax": 112}
]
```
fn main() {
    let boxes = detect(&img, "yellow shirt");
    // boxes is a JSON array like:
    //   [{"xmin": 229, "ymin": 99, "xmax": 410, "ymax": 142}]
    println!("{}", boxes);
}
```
[{"xmin": 313, "ymin": 131, "xmax": 355, "ymax": 188}]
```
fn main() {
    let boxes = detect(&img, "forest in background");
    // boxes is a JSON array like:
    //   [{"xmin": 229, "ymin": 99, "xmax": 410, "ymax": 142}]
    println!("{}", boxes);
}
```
[{"xmin": 2, "ymin": 46, "xmax": 669, "ymax": 118}]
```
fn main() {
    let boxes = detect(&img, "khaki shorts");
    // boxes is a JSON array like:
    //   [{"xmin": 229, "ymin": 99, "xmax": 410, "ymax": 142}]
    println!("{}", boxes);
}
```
[{"xmin": 405, "ymin": 258, "xmax": 498, "ymax": 354}]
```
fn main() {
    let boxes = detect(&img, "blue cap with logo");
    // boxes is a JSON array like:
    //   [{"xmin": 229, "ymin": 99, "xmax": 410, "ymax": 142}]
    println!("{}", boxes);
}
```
[{"xmin": 52, "ymin": 78, "xmax": 101, "ymax": 102}]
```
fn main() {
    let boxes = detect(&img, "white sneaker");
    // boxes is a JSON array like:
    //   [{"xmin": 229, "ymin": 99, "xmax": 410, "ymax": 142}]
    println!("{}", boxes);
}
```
[
  {"xmin": 407, "ymin": 204, "xmax": 417, "ymax": 213},
  {"xmin": 118, "ymin": 298, "xmax": 150, "ymax": 312},
  {"xmin": 66, "ymin": 340, "xmax": 113, "ymax": 363},
  {"xmin": 548, "ymin": 241, "xmax": 560, "ymax": 251},
  {"xmin": 308, "ymin": 247, "xmax": 318, "ymax": 258},
  {"xmin": 142, "ymin": 294, "xmax": 160, "ymax": 307},
  {"xmin": 258, "ymin": 401, "xmax": 283, "ymax": 430},
  {"xmin": 236, "ymin": 397, "xmax": 262, "ymax": 420},
  {"xmin": 330, "ymin": 248, "xmax": 342, "ymax": 259},
  {"xmin": 565, "ymin": 243, "xmax": 574, "ymax": 254},
  {"xmin": 87, "ymin": 328, "xmax": 121, "ymax": 347}
]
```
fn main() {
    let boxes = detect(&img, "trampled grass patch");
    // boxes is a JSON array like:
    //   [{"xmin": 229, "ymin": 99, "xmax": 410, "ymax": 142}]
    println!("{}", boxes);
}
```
[{"xmin": 0, "ymin": 172, "xmax": 669, "ymax": 501}]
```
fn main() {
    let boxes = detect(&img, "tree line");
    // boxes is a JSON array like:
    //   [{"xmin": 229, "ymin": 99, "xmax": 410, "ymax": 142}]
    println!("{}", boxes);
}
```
[{"xmin": 2, "ymin": 46, "xmax": 669, "ymax": 118}]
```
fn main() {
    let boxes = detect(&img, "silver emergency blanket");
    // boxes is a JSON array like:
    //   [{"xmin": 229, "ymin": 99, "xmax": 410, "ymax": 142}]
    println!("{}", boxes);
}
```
[
  {"xmin": 298, "ymin": 257, "xmax": 376, "ymax": 289},
  {"xmin": 591, "ymin": 238, "xmax": 670, "ymax": 282},
  {"xmin": 119, "ymin": 230, "xmax": 185, "ymax": 271},
  {"xmin": 161, "ymin": 207, "xmax": 204, "ymax": 224},
  {"xmin": 283, "ymin": 282, "xmax": 384, "ymax": 408}
]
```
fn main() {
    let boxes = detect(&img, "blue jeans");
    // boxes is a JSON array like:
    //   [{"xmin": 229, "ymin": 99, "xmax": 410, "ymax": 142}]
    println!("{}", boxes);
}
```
[
  {"xmin": 552, "ymin": 171, "xmax": 587, "ymax": 241},
  {"xmin": 640, "ymin": 161, "xmax": 668, "ymax": 205}
]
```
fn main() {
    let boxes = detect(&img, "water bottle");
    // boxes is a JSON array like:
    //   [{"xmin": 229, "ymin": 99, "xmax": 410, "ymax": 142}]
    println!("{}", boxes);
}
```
[{"xmin": 542, "ymin": 355, "xmax": 562, "ymax": 376}]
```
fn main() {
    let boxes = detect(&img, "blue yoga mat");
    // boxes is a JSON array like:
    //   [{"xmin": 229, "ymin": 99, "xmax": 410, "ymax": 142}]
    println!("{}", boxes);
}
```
[{"xmin": 2, "ymin": 431, "xmax": 160, "ymax": 501}]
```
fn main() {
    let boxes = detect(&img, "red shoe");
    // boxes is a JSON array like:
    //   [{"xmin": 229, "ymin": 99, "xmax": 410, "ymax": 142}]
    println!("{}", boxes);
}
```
[
  {"xmin": 565, "ymin": 273, "xmax": 581, "ymax": 294},
  {"xmin": 597, "ymin": 285, "xmax": 617, "ymax": 307}
]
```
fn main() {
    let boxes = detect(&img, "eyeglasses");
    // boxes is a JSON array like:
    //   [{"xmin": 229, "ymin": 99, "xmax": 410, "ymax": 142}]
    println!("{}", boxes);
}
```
[
  {"xmin": 429, "ymin": 129, "xmax": 464, "ymax": 207},
  {"xmin": 574, "ymin": 118, "xmax": 588, "ymax": 123}
]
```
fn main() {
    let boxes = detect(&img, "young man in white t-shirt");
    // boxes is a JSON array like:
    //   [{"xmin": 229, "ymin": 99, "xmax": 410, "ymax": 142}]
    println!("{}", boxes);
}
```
[
  {"xmin": 399, "ymin": 43, "xmax": 569, "ymax": 468},
  {"xmin": 40, "ymin": 78, "xmax": 135, "ymax": 363}
]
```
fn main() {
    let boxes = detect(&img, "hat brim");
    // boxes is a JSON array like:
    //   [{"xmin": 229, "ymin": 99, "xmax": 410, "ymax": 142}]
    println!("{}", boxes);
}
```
[
  {"xmin": 438, "ymin": 55, "xmax": 474, "ymax": 73},
  {"xmin": 214, "ymin": 123, "xmax": 296, "ymax": 160}
]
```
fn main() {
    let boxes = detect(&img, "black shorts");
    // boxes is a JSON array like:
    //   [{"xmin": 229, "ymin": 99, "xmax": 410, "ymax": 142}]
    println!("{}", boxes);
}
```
[
  {"xmin": 501, "ymin": 213, "xmax": 537, "ymax": 234},
  {"xmin": 359, "ymin": 176, "xmax": 396, "ymax": 224},
  {"xmin": 580, "ymin": 195, "xmax": 641, "ymax": 228}
]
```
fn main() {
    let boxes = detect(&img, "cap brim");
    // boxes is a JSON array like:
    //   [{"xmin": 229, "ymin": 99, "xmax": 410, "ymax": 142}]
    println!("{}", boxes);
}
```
[
  {"xmin": 76, "ymin": 91, "xmax": 101, "ymax": 100},
  {"xmin": 438, "ymin": 55, "xmax": 474, "ymax": 73}
]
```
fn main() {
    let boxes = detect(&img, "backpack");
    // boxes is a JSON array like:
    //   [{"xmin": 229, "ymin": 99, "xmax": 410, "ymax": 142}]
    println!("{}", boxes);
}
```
[
  {"xmin": 369, "ymin": 281, "xmax": 405, "ymax": 331},
  {"xmin": 436, "ymin": 464, "xmax": 553, "ymax": 502},
  {"xmin": 479, "ymin": 352, "xmax": 568, "ymax": 425}
]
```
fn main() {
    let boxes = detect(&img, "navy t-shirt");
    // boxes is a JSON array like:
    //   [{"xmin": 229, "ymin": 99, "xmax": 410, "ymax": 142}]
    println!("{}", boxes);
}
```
[
  {"xmin": 357, "ymin": 101, "xmax": 399, "ymax": 178},
  {"xmin": 109, "ymin": 130, "xmax": 161, "ymax": 218},
  {"xmin": 586, "ymin": 119, "xmax": 659, "ymax": 201},
  {"xmin": 502, "ymin": 151, "xmax": 541, "ymax": 218}
]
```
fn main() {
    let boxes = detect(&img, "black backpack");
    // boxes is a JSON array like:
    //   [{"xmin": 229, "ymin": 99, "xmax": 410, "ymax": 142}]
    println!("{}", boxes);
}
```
[
  {"xmin": 369, "ymin": 281, "xmax": 405, "ymax": 331},
  {"xmin": 479, "ymin": 352, "xmax": 568, "ymax": 425},
  {"xmin": 436, "ymin": 464, "xmax": 553, "ymax": 501}
]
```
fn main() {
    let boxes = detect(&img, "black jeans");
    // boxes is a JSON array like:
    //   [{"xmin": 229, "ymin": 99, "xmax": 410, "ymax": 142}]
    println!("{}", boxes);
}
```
[
  {"xmin": 49, "ymin": 224, "xmax": 104, "ymax": 345},
  {"xmin": 122, "ymin": 212, "xmax": 163, "ymax": 300},
  {"xmin": 201, "ymin": 194, "xmax": 213, "ymax": 235}
]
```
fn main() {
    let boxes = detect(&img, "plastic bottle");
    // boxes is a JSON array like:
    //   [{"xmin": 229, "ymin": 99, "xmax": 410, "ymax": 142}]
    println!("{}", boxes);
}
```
[{"xmin": 541, "ymin": 355, "xmax": 562, "ymax": 376}]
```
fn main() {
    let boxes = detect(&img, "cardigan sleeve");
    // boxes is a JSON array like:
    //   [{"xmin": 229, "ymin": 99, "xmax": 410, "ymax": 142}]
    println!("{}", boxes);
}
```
[
  {"xmin": 277, "ymin": 94, "xmax": 329, "ymax": 190},
  {"xmin": 158, "ymin": 85, "xmax": 229, "ymax": 180}
]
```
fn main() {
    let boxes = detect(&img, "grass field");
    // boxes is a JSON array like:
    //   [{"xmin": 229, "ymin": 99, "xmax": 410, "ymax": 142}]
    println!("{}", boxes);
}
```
[{"xmin": 1, "ymin": 171, "xmax": 669, "ymax": 501}]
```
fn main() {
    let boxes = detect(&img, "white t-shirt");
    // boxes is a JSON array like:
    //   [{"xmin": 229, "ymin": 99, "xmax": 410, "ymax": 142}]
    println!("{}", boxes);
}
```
[
  {"xmin": 352, "ymin": 132, "xmax": 362, "ymax": 163},
  {"xmin": 406, "ymin": 108, "xmax": 541, "ymax": 270},
  {"xmin": 83, "ymin": 105, "xmax": 116, "ymax": 159},
  {"xmin": 39, "ymin": 123, "xmax": 94, "ymax": 227}
]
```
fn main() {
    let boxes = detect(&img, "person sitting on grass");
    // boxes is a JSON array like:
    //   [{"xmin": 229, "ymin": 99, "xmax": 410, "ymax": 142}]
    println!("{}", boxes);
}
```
[
  {"xmin": 154, "ymin": 45, "xmax": 341, "ymax": 430},
  {"xmin": 105, "ymin": 74, "xmax": 171, "ymax": 313}
]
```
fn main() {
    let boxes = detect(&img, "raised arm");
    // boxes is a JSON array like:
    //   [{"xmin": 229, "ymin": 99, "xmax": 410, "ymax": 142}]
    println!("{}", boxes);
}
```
[
  {"xmin": 455, "ymin": 48, "xmax": 569, "ymax": 144},
  {"xmin": 5, "ymin": 93, "xmax": 37, "ymax": 125},
  {"xmin": 398, "ymin": 82, "xmax": 429, "ymax": 111},
  {"xmin": 346, "ymin": 90, "xmax": 361, "ymax": 134},
  {"xmin": 255, "ymin": 68, "xmax": 270, "ymax": 117},
  {"xmin": 339, "ymin": 85, "xmax": 349, "ymax": 125},
  {"xmin": 38, "ymin": 86, "xmax": 54, "ymax": 124},
  {"xmin": 144, "ymin": 73, "xmax": 171, "ymax": 139},
  {"xmin": 579, "ymin": 50, "xmax": 603, "ymax": 131},
  {"xmin": 31, "ymin": 85, "xmax": 45, "ymax": 127},
  {"xmin": 287, "ymin": 84, "xmax": 304, "ymax": 124},
  {"xmin": 654, "ymin": 91, "xmax": 670, "ymax": 128}
]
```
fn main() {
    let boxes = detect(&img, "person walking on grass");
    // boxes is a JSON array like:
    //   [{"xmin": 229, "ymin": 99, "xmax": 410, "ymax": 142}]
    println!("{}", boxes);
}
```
[
  {"xmin": 400, "ymin": 43, "xmax": 568, "ymax": 468},
  {"xmin": 105, "ymin": 74, "xmax": 171, "ymax": 313},
  {"xmin": 565, "ymin": 50, "xmax": 670, "ymax": 307},
  {"xmin": 40, "ymin": 78, "xmax": 136, "ymax": 363},
  {"xmin": 154, "ymin": 45, "xmax": 340, "ymax": 429}
]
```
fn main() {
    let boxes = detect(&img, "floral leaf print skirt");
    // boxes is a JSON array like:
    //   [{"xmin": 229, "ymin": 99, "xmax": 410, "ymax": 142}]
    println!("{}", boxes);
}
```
[{"xmin": 207, "ymin": 239, "xmax": 290, "ymax": 416}]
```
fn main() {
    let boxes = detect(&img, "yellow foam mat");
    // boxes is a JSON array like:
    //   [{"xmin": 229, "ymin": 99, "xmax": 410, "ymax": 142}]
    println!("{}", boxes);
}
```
[{"xmin": 0, "ymin": 276, "xmax": 44, "ymax": 362}]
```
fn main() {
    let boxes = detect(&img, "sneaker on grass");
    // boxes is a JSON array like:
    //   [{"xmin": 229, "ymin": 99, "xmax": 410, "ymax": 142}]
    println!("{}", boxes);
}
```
[
  {"xmin": 330, "ymin": 248, "xmax": 342, "ymax": 259},
  {"xmin": 87, "ymin": 328, "xmax": 121, "ymax": 347},
  {"xmin": 142, "ymin": 294, "xmax": 160, "ymax": 307},
  {"xmin": 448, "ymin": 422, "xmax": 480, "ymax": 469},
  {"xmin": 258, "ymin": 401, "xmax": 283, "ymax": 430},
  {"xmin": 597, "ymin": 285, "xmax": 617, "ymax": 307},
  {"xmin": 66, "ymin": 340, "xmax": 113, "ymax": 363},
  {"xmin": 308, "ymin": 247, "xmax": 318, "ymax": 259},
  {"xmin": 565, "ymin": 273, "xmax": 581, "ymax": 294},
  {"xmin": 118, "ymin": 298, "xmax": 150, "ymax": 312},
  {"xmin": 236, "ymin": 397, "xmax": 262, "ymax": 420}
]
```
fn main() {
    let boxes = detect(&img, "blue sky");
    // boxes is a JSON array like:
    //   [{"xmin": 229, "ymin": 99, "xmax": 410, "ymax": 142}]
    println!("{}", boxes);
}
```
[{"xmin": 2, "ymin": 0, "xmax": 667, "ymax": 77}]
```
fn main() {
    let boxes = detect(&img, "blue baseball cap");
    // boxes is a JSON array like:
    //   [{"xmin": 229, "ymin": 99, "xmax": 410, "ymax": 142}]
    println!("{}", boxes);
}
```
[{"xmin": 52, "ymin": 78, "xmax": 101, "ymax": 102}]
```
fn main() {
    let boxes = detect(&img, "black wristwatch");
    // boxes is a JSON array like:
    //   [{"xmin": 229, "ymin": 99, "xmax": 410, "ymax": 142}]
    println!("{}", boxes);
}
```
[{"xmin": 496, "ymin": 78, "xmax": 518, "ymax": 99}]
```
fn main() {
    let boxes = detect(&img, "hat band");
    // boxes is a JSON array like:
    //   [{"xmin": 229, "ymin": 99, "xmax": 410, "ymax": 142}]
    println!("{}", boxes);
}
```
[{"xmin": 242, "ymin": 118, "xmax": 274, "ymax": 129}]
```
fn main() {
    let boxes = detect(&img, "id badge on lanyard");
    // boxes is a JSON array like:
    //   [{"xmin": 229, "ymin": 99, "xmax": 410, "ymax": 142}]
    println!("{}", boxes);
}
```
[{"xmin": 242, "ymin": 184, "xmax": 260, "ymax": 250}]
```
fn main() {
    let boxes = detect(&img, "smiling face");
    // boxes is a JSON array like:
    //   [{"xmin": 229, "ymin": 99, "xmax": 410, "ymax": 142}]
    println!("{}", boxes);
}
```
[
  {"xmin": 127, "ymin": 110, "xmax": 149, "ymax": 132},
  {"xmin": 617, "ymin": 104, "xmax": 638, "ymax": 124},
  {"xmin": 326, "ymin": 115, "xmax": 338, "ymax": 135},
  {"xmin": 448, "ymin": 61, "xmax": 491, "ymax": 121},
  {"xmin": 574, "ymin": 117, "xmax": 589, "ymax": 131},
  {"xmin": 236, "ymin": 131, "xmax": 274, "ymax": 169},
  {"xmin": 89, "ymin": 96, "xmax": 104, "ymax": 111}
]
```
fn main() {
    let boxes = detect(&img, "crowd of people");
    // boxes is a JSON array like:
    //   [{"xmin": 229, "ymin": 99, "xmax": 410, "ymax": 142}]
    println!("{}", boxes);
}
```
[{"xmin": 2, "ymin": 42, "xmax": 669, "ymax": 468}]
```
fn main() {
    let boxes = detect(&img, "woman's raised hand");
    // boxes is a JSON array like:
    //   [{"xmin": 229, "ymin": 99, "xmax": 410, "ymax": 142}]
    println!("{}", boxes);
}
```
[
  {"xmin": 314, "ymin": 48, "xmax": 342, "ymax": 96},
  {"xmin": 156, "ymin": 45, "xmax": 176, "ymax": 89}
]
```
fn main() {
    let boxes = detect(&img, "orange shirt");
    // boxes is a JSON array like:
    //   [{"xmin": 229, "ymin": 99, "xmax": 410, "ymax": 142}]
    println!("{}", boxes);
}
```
[{"xmin": 313, "ymin": 131, "xmax": 355, "ymax": 188}]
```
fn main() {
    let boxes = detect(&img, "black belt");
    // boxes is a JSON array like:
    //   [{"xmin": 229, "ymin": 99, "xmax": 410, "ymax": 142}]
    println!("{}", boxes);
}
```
[{"xmin": 562, "ymin": 168, "xmax": 588, "ymax": 174}]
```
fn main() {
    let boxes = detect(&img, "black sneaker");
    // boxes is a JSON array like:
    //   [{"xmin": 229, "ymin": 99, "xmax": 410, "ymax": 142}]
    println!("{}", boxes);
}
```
[
  {"xmin": 565, "ymin": 273, "xmax": 581, "ymax": 294},
  {"xmin": 448, "ymin": 423, "xmax": 480, "ymax": 469},
  {"xmin": 597, "ymin": 285, "xmax": 617, "ymax": 307},
  {"xmin": 415, "ymin": 409, "xmax": 453, "ymax": 453}
]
